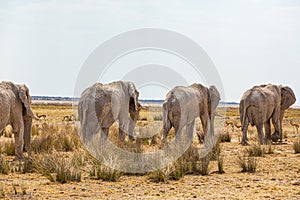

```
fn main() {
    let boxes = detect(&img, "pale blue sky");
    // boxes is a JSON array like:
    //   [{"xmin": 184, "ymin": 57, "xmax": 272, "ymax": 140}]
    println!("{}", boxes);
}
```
[{"xmin": 0, "ymin": 0, "xmax": 299, "ymax": 104}]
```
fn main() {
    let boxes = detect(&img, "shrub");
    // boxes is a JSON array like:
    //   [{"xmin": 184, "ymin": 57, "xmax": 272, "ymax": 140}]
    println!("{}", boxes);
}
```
[
  {"xmin": 0, "ymin": 156, "xmax": 10, "ymax": 174},
  {"xmin": 2, "ymin": 126, "xmax": 13, "ymax": 138},
  {"xmin": 246, "ymin": 144, "xmax": 265, "ymax": 157},
  {"xmin": 219, "ymin": 132, "xmax": 231, "ymax": 142},
  {"xmin": 209, "ymin": 141, "xmax": 221, "ymax": 161},
  {"xmin": 31, "ymin": 133, "xmax": 55, "ymax": 153},
  {"xmin": 148, "ymin": 165, "xmax": 172, "ymax": 183},
  {"xmin": 90, "ymin": 164, "xmax": 122, "ymax": 182},
  {"xmin": 247, "ymin": 157, "xmax": 258, "ymax": 173},
  {"xmin": 265, "ymin": 145, "xmax": 274, "ymax": 154},
  {"xmin": 198, "ymin": 155, "xmax": 211, "ymax": 175},
  {"xmin": 34, "ymin": 153, "xmax": 81, "ymax": 183},
  {"xmin": 1, "ymin": 140, "xmax": 15, "ymax": 156},
  {"xmin": 89, "ymin": 153, "xmax": 123, "ymax": 182},
  {"xmin": 169, "ymin": 157, "xmax": 188, "ymax": 180},
  {"xmin": 217, "ymin": 155, "xmax": 224, "ymax": 174},
  {"xmin": 31, "ymin": 125, "xmax": 81, "ymax": 153},
  {"xmin": 55, "ymin": 157, "xmax": 81, "ymax": 183},
  {"xmin": 293, "ymin": 139, "xmax": 300, "ymax": 154},
  {"xmin": 237, "ymin": 153, "xmax": 258, "ymax": 173},
  {"xmin": 149, "ymin": 146, "xmax": 198, "ymax": 182}
]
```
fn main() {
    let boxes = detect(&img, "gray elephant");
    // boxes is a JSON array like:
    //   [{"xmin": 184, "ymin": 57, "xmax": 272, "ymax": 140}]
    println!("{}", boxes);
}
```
[
  {"xmin": 162, "ymin": 83, "xmax": 221, "ymax": 143},
  {"xmin": 240, "ymin": 84, "xmax": 296, "ymax": 145},
  {"xmin": 78, "ymin": 81, "xmax": 140, "ymax": 144},
  {"xmin": 0, "ymin": 81, "xmax": 37, "ymax": 159}
]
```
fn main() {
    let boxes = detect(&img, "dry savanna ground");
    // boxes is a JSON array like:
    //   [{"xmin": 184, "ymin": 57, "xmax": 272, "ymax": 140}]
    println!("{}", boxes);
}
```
[{"xmin": 0, "ymin": 104, "xmax": 300, "ymax": 199}]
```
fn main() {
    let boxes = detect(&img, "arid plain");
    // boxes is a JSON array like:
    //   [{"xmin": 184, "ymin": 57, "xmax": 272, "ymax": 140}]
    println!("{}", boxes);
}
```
[{"xmin": 0, "ymin": 104, "xmax": 299, "ymax": 199}]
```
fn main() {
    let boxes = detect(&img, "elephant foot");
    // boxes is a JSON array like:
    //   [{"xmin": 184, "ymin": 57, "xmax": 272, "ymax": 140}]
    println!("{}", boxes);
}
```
[
  {"xmin": 271, "ymin": 134, "xmax": 279, "ymax": 142},
  {"xmin": 240, "ymin": 140, "xmax": 249, "ymax": 146},
  {"xmin": 129, "ymin": 135, "xmax": 135, "ymax": 142}
]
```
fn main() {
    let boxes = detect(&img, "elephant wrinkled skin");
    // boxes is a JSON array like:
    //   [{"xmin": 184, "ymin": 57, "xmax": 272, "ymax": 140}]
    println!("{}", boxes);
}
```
[
  {"xmin": 162, "ymin": 83, "xmax": 221, "ymax": 143},
  {"xmin": 0, "ymin": 81, "xmax": 37, "ymax": 160},
  {"xmin": 78, "ymin": 81, "xmax": 140, "ymax": 144},
  {"xmin": 239, "ymin": 84, "xmax": 296, "ymax": 145}
]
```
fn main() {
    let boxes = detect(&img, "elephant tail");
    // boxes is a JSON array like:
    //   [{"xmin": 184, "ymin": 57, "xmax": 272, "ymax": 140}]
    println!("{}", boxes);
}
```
[{"xmin": 241, "ymin": 104, "xmax": 250, "ymax": 131}]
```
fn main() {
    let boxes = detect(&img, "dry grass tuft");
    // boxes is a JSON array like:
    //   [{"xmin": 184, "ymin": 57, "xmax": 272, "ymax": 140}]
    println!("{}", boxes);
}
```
[
  {"xmin": 149, "ymin": 144, "xmax": 213, "ymax": 182},
  {"xmin": 2, "ymin": 125, "xmax": 13, "ymax": 138},
  {"xmin": 265, "ymin": 145, "xmax": 275, "ymax": 154},
  {"xmin": 31, "ymin": 124, "xmax": 81, "ymax": 153},
  {"xmin": 90, "ymin": 157, "xmax": 123, "ymax": 182},
  {"xmin": 0, "ymin": 156, "xmax": 10, "ymax": 174},
  {"xmin": 246, "ymin": 144, "xmax": 265, "ymax": 157},
  {"xmin": 219, "ymin": 132, "xmax": 231, "ymax": 142},
  {"xmin": 33, "ymin": 153, "xmax": 82, "ymax": 183},
  {"xmin": 293, "ymin": 139, "xmax": 300, "ymax": 154},
  {"xmin": 1, "ymin": 140, "xmax": 15, "ymax": 156},
  {"xmin": 237, "ymin": 153, "xmax": 258, "ymax": 173}
]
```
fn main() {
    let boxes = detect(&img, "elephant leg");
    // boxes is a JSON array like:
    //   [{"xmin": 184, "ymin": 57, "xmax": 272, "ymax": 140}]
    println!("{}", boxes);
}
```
[
  {"xmin": 271, "ymin": 116, "xmax": 281, "ymax": 142},
  {"xmin": 241, "ymin": 119, "xmax": 249, "ymax": 145},
  {"xmin": 200, "ymin": 112, "xmax": 210, "ymax": 137},
  {"xmin": 174, "ymin": 125, "xmax": 184, "ymax": 142},
  {"xmin": 118, "ymin": 121, "xmax": 127, "ymax": 143},
  {"xmin": 100, "ymin": 127, "xmax": 109, "ymax": 146},
  {"xmin": 23, "ymin": 117, "xmax": 32, "ymax": 157},
  {"xmin": 186, "ymin": 120, "xmax": 195, "ymax": 141},
  {"xmin": 271, "ymin": 107, "xmax": 282, "ymax": 142},
  {"xmin": 128, "ymin": 118, "xmax": 135, "ymax": 141},
  {"xmin": 13, "ymin": 125, "xmax": 25, "ymax": 160},
  {"xmin": 256, "ymin": 123, "xmax": 265, "ymax": 145},
  {"xmin": 264, "ymin": 120, "xmax": 271, "ymax": 142}
]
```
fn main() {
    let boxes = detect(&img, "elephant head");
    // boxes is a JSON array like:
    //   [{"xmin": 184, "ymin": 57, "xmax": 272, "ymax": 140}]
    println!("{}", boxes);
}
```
[
  {"xmin": 270, "ymin": 85, "xmax": 296, "ymax": 142},
  {"xmin": 127, "ymin": 82, "xmax": 139, "ymax": 112},
  {"xmin": 18, "ymin": 84, "xmax": 37, "ymax": 119},
  {"xmin": 280, "ymin": 86, "xmax": 296, "ymax": 110}
]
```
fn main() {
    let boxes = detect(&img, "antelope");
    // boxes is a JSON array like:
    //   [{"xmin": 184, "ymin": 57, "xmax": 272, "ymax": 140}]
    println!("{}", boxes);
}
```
[
  {"xmin": 62, "ymin": 115, "xmax": 75, "ymax": 124},
  {"xmin": 290, "ymin": 120, "xmax": 299, "ymax": 134},
  {"xmin": 224, "ymin": 120, "xmax": 234, "ymax": 132},
  {"xmin": 36, "ymin": 113, "xmax": 47, "ymax": 120}
]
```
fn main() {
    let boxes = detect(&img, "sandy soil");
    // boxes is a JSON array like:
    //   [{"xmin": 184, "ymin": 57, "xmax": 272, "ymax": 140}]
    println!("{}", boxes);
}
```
[{"xmin": 0, "ymin": 106, "xmax": 299, "ymax": 199}]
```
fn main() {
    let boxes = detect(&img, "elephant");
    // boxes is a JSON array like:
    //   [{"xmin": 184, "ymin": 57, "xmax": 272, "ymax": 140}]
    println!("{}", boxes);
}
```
[
  {"xmin": 78, "ymin": 81, "xmax": 140, "ymax": 144},
  {"xmin": 0, "ymin": 81, "xmax": 37, "ymax": 159},
  {"xmin": 239, "ymin": 84, "xmax": 296, "ymax": 145},
  {"xmin": 162, "ymin": 83, "xmax": 221, "ymax": 143}
]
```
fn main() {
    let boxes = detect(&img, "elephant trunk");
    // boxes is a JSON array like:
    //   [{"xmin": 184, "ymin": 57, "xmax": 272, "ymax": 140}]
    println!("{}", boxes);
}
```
[
  {"xmin": 209, "ymin": 113, "xmax": 215, "ymax": 135},
  {"xmin": 128, "ymin": 111, "xmax": 138, "ymax": 141}
]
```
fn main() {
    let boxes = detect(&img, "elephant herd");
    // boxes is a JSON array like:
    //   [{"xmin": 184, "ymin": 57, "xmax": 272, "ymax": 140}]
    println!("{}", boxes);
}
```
[{"xmin": 0, "ymin": 80, "xmax": 296, "ymax": 160}]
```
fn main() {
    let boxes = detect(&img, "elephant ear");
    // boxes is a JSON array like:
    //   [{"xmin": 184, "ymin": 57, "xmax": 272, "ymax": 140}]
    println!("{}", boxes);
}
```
[
  {"xmin": 19, "ymin": 85, "xmax": 34, "ymax": 117},
  {"xmin": 209, "ymin": 85, "xmax": 221, "ymax": 114},
  {"xmin": 281, "ymin": 86, "xmax": 296, "ymax": 110},
  {"xmin": 128, "ymin": 82, "xmax": 139, "ymax": 112}
]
